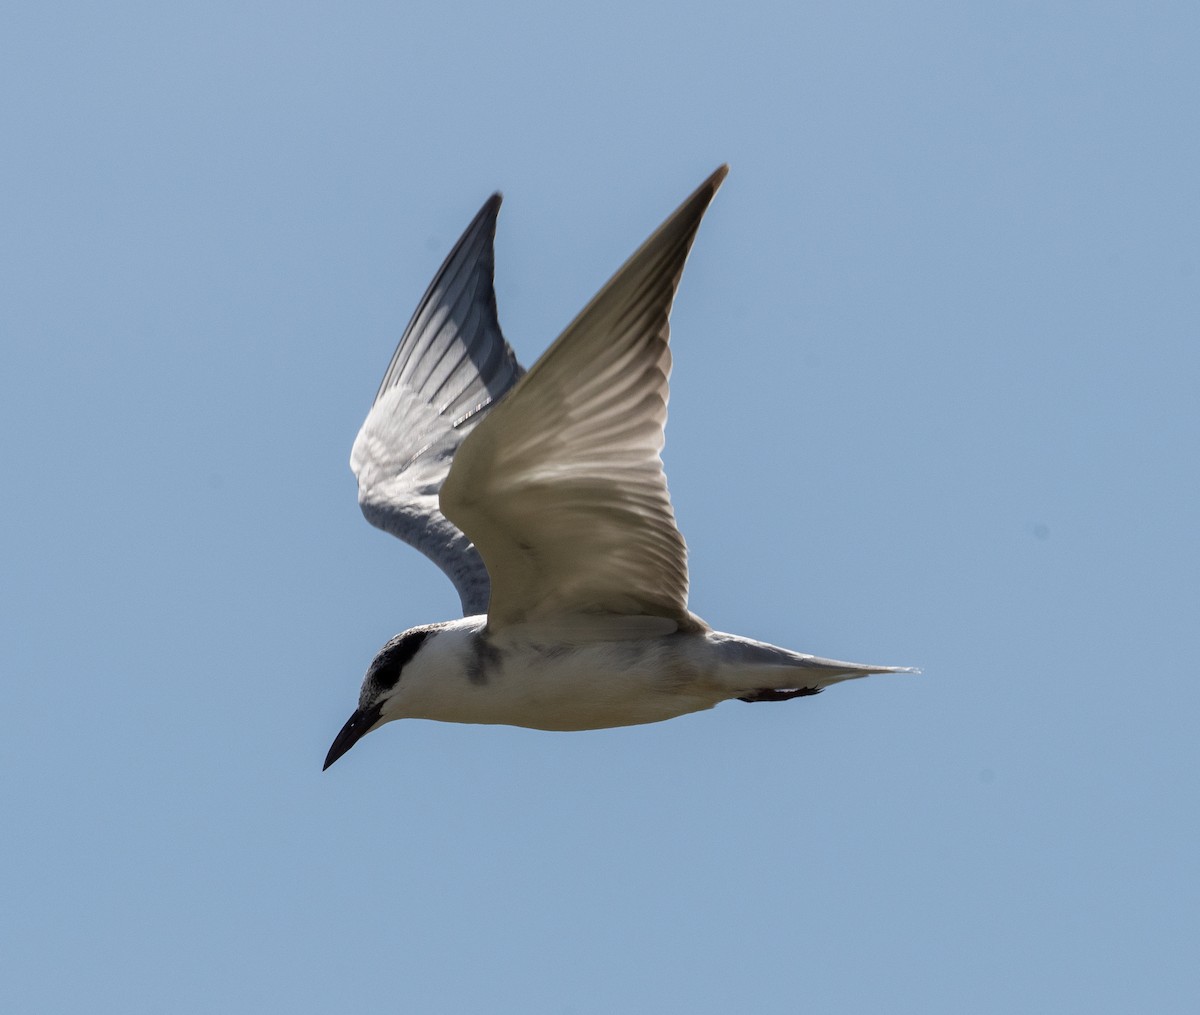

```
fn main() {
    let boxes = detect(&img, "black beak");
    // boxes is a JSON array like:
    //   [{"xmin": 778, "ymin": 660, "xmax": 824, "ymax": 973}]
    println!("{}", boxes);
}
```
[{"xmin": 323, "ymin": 703, "xmax": 383, "ymax": 770}]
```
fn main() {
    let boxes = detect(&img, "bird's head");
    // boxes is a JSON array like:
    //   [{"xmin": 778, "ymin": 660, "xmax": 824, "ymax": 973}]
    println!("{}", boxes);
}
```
[{"xmin": 323, "ymin": 627, "xmax": 433, "ymax": 770}]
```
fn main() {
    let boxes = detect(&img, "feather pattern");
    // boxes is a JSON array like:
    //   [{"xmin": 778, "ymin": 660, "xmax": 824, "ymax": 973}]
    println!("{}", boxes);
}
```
[
  {"xmin": 351, "ymin": 194, "xmax": 524, "ymax": 616},
  {"xmin": 440, "ymin": 166, "xmax": 728, "ymax": 631}
]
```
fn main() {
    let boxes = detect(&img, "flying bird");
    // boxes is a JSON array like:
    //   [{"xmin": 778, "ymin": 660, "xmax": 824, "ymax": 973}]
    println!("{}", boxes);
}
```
[{"xmin": 325, "ymin": 166, "xmax": 914, "ymax": 770}]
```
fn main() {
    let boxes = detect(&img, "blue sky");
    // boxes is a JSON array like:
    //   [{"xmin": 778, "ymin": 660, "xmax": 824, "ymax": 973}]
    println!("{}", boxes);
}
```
[{"xmin": 3, "ymin": 2, "xmax": 1197, "ymax": 1012}]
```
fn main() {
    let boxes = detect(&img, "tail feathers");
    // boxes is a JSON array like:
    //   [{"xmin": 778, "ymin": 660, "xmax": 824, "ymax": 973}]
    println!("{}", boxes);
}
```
[
  {"xmin": 785, "ymin": 654, "xmax": 919, "ymax": 686},
  {"xmin": 737, "ymin": 657, "xmax": 916, "ymax": 701},
  {"xmin": 709, "ymin": 631, "xmax": 918, "ymax": 700}
]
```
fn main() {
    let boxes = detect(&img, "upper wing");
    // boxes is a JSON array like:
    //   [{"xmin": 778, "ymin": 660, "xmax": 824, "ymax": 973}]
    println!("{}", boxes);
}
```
[
  {"xmin": 351, "ymin": 194, "xmax": 524, "ymax": 616},
  {"xmin": 440, "ymin": 166, "xmax": 728, "ymax": 632}
]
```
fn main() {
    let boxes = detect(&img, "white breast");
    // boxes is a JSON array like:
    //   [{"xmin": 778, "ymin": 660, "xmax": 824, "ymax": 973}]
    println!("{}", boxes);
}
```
[{"xmin": 389, "ymin": 617, "xmax": 725, "ymax": 731}]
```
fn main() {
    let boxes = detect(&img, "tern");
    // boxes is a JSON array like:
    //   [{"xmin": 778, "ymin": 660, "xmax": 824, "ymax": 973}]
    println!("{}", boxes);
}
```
[{"xmin": 324, "ymin": 165, "xmax": 914, "ymax": 770}]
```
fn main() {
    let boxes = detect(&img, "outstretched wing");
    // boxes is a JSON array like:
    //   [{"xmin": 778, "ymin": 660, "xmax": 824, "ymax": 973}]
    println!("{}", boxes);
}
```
[
  {"xmin": 351, "ymin": 194, "xmax": 524, "ymax": 616},
  {"xmin": 440, "ymin": 166, "xmax": 728, "ymax": 632}
]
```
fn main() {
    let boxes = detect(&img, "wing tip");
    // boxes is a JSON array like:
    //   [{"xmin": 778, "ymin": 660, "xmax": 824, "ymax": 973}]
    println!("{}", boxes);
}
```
[
  {"xmin": 469, "ymin": 191, "xmax": 503, "ymax": 234},
  {"xmin": 676, "ymin": 163, "xmax": 730, "ymax": 233}
]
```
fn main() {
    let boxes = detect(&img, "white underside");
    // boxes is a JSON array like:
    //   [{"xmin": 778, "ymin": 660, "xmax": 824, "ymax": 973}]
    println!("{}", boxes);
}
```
[{"xmin": 378, "ymin": 616, "xmax": 912, "ymax": 732}]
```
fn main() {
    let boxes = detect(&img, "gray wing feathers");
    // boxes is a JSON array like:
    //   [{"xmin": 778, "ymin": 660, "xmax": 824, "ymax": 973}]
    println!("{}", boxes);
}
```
[
  {"xmin": 441, "ymin": 166, "xmax": 728, "ymax": 630},
  {"xmin": 374, "ymin": 194, "xmax": 522, "ymax": 419},
  {"xmin": 352, "ymin": 194, "xmax": 524, "ymax": 616}
]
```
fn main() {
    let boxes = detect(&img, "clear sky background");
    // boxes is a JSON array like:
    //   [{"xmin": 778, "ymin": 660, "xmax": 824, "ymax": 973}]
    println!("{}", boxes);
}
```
[{"xmin": 3, "ymin": 3, "xmax": 1197, "ymax": 1012}]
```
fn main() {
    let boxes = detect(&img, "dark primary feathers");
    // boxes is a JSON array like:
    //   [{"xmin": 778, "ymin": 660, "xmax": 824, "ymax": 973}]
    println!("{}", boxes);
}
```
[{"xmin": 372, "ymin": 194, "xmax": 523, "ymax": 418}]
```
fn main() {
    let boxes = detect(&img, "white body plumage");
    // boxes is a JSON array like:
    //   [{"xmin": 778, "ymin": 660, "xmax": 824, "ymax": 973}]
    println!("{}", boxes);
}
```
[{"xmin": 369, "ymin": 616, "xmax": 900, "ymax": 733}]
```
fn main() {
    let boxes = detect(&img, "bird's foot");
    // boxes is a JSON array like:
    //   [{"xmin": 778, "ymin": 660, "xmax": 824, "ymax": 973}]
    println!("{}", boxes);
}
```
[{"xmin": 737, "ymin": 687, "xmax": 823, "ymax": 703}]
